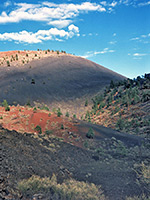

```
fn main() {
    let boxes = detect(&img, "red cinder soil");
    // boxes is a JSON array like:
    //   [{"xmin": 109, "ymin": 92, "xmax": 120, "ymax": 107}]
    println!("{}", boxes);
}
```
[{"xmin": 0, "ymin": 106, "xmax": 83, "ymax": 147}]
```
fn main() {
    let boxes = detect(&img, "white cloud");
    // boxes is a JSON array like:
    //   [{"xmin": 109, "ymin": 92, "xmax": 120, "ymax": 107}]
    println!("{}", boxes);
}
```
[
  {"xmin": 100, "ymin": 1, "xmax": 107, "ymax": 6},
  {"xmin": 4, "ymin": 1, "xmax": 12, "ymax": 7},
  {"xmin": 110, "ymin": 2, "xmax": 117, "ymax": 7},
  {"xmin": 0, "ymin": 2, "xmax": 106, "ymax": 24},
  {"xmin": 48, "ymin": 20, "xmax": 72, "ymax": 28},
  {"xmin": 133, "ymin": 53, "xmax": 147, "ymax": 57},
  {"xmin": 109, "ymin": 41, "xmax": 117, "ymax": 45},
  {"xmin": 138, "ymin": 1, "xmax": 150, "ymax": 6},
  {"xmin": 0, "ymin": 1, "xmax": 145, "ymax": 27},
  {"xmin": 130, "ymin": 37, "xmax": 140, "ymax": 41},
  {"xmin": 130, "ymin": 33, "xmax": 150, "ymax": 43},
  {"xmin": 68, "ymin": 24, "xmax": 79, "ymax": 32},
  {"xmin": 0, "ymin": 25, "xmax": 79, "ymax": 44},
  {"xmin": 80, "ymin": 48, "xmax": 115, "ymax": 58}
]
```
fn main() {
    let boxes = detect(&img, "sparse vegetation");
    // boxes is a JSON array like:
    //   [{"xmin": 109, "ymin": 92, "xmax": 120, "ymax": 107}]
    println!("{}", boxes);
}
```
[
  {"xmin": 90, "ymin": 74, "xmax": 150, "ymax": 136},
  {"xmin": 18, "ymin": 174, "xmax": 105, "ymax": 200}
]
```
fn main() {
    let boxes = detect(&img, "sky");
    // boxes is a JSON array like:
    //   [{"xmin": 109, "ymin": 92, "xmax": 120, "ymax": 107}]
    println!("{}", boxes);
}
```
[{"xmin": 0, "ymin": 0, "xmax": 149, "ymax": 78}]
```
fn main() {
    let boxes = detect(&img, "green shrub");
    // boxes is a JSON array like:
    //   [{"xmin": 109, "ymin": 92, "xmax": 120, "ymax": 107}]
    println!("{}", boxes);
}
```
[
  {"xmin": 61, "ymin": 124, "xmax": 64, "ymax": 129},
  {"xmin": 26, "ymin": 100, "xmax": 31, "ymax": 107},
  {"xmin": 85, "ymin": 99, "xmax": 88, "ymax": 107},
  {"xmin": 116, "ymin": 118, "xmax": 124, "ymax": 131},
  {"xmin": 31, "ymin": 79, "xmax": 35, "ymax": 84},
  {"xmin": 34, "ymin": 125, "xmax": 42, "ymax": 134},
  {"xmin": 73, "ymin": 114, "xmax": 76, "ymax": 119},
  {"xmin": 65, "ymin": 112, "xmax": 69, "ymax": 117},
  {"xmin": 86, "ymin": 127, "xmax": 94, "ymax": 139},
  {"xmin": 7, "ymin": 60, "xmax": 10, "ymax": 67},
  {"xmin": 5, "ymin": 106, "xmax": 10, "ymax": 111},
  {"xmin": 2, "ymin": 100, "xmax": 10, "ymax": 111},
  {"xmin": 33, "ymin": 107, "xmax": 37, "ymax": 112},
  {"xmin": 45, "ymin": 130, "xmax": 53, "ymax": 135},
  {"xmin": 57, "ymin": 108, "xmax": 62, "ymax": 117},
  {"xmin": 39, "ymin": 105, "xmax": 49, "ymax": 111}
]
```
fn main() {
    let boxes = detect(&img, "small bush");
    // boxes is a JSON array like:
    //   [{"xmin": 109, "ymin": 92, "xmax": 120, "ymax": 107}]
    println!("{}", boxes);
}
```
[
  {"xmin": 7, "ymin": 60, "xmax": 10, "ymax": 67},
  {"xmin": 116, "ymin": 118, "xmax": 124, "ymax": 131},
  {"xmin": 2, "ymin": 100, "xmax": 10, "ymax": 111},
  {"xmin": 86, "ymin": 127, "xmax": 94, "ymax": 139},
  {"xmin": 85, "ymin": 99, "xmax": 88, "ymax": 107},
  {"xmin": 45, "ymin": 130, "xmax": 53, "ymax": 135},
  {"xmin": 34, "ymin": 125, "xmax": 42, "ymax": 134},
  {"xmin": 18, "ymin": 174, "xmax": 106, "ymax": 200},
  {"xmin": 31, "ymin": 79, "xmax": 35, "ymax": 84},
  {"xmin": 65, "ymin": 112, "xmax": 69, "ymax": 117},
  {"xmin": 26, "ymin": 100, "xmax": 31, "ymax": 107},
  {"xmin": 57, "ymin": 108, "xmax": 62, "ymax": 117},
  {"xmin": 39, "ymin": 105, "xmax": 49, "ymax": 111},
  {"xmin": 5, "ymin": 106, "xmax": 10, "ymax": 111},
  {"xmin": 61, "ymin": 124, "xmax": 64, "ymax": 129},
  {"xmin": 73, "ymin": 114, "xmax": 76, "ymax": 119},
  {"xmin": 33, "ymin": 107, "xmax": 37, "ymax": 112}
]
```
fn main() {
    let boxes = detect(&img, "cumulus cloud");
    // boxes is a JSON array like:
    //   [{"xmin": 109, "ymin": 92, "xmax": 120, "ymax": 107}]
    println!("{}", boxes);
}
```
[
  {"xmin": 0, "ymin": 2, "xmax": 106, "ymax": 24},
  {"xmin": 0, "ymin": 24, "xmax": 79, "ymax": 43}
]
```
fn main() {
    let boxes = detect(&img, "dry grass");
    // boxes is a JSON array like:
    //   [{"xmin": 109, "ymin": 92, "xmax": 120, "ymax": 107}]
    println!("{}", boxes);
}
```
[{"xmin": 18, "ymin": 174, "xmax": 106, "ymax": 200}]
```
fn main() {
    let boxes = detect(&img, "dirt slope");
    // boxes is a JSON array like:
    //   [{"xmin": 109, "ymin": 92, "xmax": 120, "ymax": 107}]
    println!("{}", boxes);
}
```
[
  {"xmin": 0, "ymin": 50, "xmax": 125, "ymax": 116},
  {"xmin": 1, "ymin": 125, "xmax": 149, "ymax": 200}
]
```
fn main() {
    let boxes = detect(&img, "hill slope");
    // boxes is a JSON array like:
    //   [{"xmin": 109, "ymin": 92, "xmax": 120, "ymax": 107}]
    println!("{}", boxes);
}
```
[
  {"xmin": 0, "ymin": 50, "xmax": 125, "ymax": 116},
  {"xmin": 88, "ymin": 74, "xmax": 150, "ymax": 137}
]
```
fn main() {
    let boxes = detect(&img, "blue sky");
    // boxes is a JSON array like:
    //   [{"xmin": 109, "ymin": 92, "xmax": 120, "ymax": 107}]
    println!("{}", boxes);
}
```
[{"xmin": 0, "ymin": 0, "xmax": 149, "ymax": 78}]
